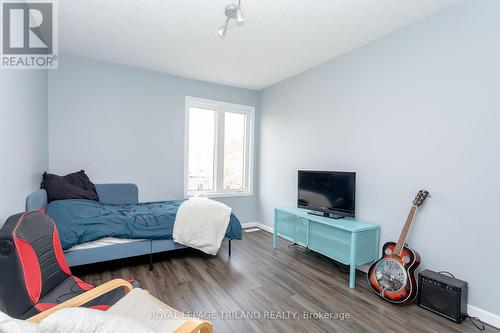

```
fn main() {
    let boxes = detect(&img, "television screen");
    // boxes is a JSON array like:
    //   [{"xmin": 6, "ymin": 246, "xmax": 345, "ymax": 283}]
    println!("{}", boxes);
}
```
[{"xmin": 298, "ymin": 171, "xmax": 355, "ymax": 217}]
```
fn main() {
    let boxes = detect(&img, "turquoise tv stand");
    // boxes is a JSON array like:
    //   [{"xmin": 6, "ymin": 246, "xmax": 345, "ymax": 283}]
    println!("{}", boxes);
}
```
[{"xmin": 273, "ymin": 207, "xmax": 380, "ymax": 288}]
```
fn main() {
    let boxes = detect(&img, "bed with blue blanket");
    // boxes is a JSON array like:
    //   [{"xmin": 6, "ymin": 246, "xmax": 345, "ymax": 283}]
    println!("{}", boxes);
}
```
[{"xmin": 26, "ymin": 184, "xmax": 242, "ymax": 267}]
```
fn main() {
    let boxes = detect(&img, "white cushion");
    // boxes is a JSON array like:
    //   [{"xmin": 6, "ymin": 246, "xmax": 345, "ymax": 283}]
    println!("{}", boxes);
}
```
[
  {"xmin": 108, "ymin": 289, "xmax": 189, "ymax": 333},
  {"xmin": 0, "ymin": 310, "xmax": 38, "ymax": 333},
  {"xmin": 0, "ymin": 308, "xmax": 154, "ymax": 333}
]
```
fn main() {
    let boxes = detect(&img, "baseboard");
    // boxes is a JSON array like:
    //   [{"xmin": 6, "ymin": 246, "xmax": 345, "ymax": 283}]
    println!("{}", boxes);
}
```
[
  {"xmin": 241, "ymin": 222, "xmax": 259, "ymax": 229},
  {"xmin": 467, "ymin": 305, "xmax": 500, "ymax": 329},
  {"xmin": 255, "ymin": 223, "xmax": 274, "ymax": 234},
  {"xmin": 242, "ymin": 222, "xmax": 274, "ymax": 234}
]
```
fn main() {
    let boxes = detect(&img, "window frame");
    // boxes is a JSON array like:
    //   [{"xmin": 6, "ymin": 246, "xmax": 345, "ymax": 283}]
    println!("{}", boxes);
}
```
[{"xmin": 184, "ymin": 96, "xmax": 254, "ymax": 198}]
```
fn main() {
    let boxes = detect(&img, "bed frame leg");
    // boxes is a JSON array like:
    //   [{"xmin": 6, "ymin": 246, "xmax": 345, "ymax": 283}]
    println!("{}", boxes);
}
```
[
  {"xmin": 228, "ymin": 240, "xmax": 231, "ymax": 257},
  {"xmin": 148, "ymin": 253, "xmax": 153, "ymax": 271}
]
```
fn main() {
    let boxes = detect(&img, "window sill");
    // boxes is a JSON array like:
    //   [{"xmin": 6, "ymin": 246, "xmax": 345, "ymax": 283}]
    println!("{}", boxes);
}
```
[{"xmin": 187, "ymin": 192, "xmax": 253, "ymax": 199}]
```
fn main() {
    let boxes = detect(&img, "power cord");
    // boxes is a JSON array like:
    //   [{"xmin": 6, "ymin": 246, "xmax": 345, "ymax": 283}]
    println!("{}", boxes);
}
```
[
  {"xmin": 437, "ymin": 271, "xmax": 485, "ymax": 331},
  {"xmin": 467, "ymin": 315, "xmax": 485, "ymax": 331},
  {"xmin": 287, "ymin": 243, "xmax": 307, "ymax": 251},
  {"xmin": 437, "ymin": 271, "xmax": 455, "ymax": 278}
]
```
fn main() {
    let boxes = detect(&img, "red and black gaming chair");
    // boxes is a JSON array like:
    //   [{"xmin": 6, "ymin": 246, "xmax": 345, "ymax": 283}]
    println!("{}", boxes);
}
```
[{"xmin": 0, "ymin": 210, "xmax": 130, "ymax": 319}]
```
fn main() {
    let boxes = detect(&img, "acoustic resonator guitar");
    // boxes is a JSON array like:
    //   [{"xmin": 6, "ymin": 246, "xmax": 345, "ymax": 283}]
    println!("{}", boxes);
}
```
[{"xmin": 367, "ymin": 190, "xmax": 429, "ymax": 304}]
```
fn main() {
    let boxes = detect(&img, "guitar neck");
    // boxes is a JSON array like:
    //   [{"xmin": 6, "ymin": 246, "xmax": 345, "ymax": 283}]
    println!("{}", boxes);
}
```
[{"xmin": 394, "ymin": 205, "xmax": 417, "ymax": 256}]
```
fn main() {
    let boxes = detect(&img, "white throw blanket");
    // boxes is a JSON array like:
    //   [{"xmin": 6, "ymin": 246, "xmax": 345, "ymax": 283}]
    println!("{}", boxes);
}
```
[
  {"xmin": 173, "ymin": 197, "xmax": 232, "ymax": 255},
  {"xmin": 0, "ymin": 308, "xmax": 154, "ymax": 333}
]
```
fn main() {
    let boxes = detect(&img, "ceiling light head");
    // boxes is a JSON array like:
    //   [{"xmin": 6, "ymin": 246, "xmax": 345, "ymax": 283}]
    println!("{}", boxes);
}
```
[
  {"xmin": 236, "ymin": 7, "xmax": 244, "ymax": 25},
  {"xmin": 224, "ymin": 3, "xmax": 238, "ymax": 18},
  {"xmin": 218, "ymin": 24, "xmax": 227, "ymax": 39},
  {"xmin": 218, "ymin": 1, "xmax": 244, "ymax": 39}
]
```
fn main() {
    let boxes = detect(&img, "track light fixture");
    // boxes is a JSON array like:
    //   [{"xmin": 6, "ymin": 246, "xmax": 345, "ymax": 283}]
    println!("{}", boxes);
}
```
[{"xmin": 218, "ymin": 0, "xmax": 244, "ymax": 39}]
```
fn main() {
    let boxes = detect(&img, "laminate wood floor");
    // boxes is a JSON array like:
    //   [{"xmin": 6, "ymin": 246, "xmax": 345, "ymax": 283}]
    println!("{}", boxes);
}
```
[{"xmin": 75, "ymin": 230, "xmax": 497, "ymax": 333}]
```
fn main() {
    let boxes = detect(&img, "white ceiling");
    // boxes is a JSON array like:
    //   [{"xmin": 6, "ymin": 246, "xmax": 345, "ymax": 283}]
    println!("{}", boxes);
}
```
[{"xmin": 59, "ymin": 0, "xmax": 461, "ymax": 90}]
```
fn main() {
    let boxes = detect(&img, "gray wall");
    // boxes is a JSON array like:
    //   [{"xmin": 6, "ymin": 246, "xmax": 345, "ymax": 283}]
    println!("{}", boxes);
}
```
[
  {"xmin": 0, "ymin": 70, "xmax": 48, "ymax": 311},
  {"xmin": 258, "ymin": 0, "xmax": 499, "ymax": 315},
  {"xmin": 0, "ymin": 71, "xmax": 48, "ymax": 222},
  {"xmin": 48, "ymin": 55, "xmax": 259, "ymax": 222}
]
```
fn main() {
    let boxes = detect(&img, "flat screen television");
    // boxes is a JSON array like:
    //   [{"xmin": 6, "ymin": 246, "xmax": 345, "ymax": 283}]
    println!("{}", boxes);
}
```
[{"xmin": 298, "ymin": 171, "xmax": 356, "ymax": 218}]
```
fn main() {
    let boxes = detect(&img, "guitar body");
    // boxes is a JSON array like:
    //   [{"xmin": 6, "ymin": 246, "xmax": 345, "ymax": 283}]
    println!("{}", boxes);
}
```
[
  {"xmin": 367, "ymin": 190, "xmax": 428, "ymax": 305},
  {"xmin": 368, "ymin": 242, "xmax": 421, "ymax": 304}
]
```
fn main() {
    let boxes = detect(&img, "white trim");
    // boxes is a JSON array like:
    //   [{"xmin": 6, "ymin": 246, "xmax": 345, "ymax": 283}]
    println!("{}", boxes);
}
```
[
  {"xmin": 242, "ymin": 222, "xmax": 274, "ymax": 234},
  {"xmin": 186, "ymin": 96, "xmax": 255, "ymax": 113},
  {"xmin": 468, "ymin": 305, "xmax": 500, "ymax": 329},
  {"xmin": 183, "ymin": 99, "xmax": 190, "ymax": 199},
  {"xmin": 241, "ymin": 222, "xmax": 258, "ymax": 229},
  {"xmin": 206, "ymin": 192, "xmax": 253, "ymax": 198},
  {"xmin": 184, "ymin": 96, "xmax": 255, "ymax": 199},
  {"xmin": 215, "ymin": 109, "xmax": 224, "ymax": 194},
  {"xmin": 255, "ymin": 223, "xmax": 274, "ymax": 234}
]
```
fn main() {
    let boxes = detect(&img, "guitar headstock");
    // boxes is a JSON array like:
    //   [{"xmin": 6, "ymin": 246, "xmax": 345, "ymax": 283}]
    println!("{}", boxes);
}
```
[{"xmin": 413, "ymin": 190, "xmax": 429, "ymax": 207}]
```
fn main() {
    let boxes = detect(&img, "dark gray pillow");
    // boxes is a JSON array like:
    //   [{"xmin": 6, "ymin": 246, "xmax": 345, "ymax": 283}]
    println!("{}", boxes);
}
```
[{"xmin": 41, "ymin": 170, "xmax": 100, "ymax": 202}]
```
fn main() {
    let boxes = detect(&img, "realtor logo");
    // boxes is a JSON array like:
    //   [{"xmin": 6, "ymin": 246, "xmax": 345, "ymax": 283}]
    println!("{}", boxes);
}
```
[{"xmin": 1, "ymin": 0, "xmax": 58, "ymax": 69}]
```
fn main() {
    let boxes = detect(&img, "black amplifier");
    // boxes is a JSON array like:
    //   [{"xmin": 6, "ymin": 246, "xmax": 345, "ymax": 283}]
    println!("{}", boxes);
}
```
[{"xmin": 417, "ymin": 269, "xmax": 467, "ymax": 323}]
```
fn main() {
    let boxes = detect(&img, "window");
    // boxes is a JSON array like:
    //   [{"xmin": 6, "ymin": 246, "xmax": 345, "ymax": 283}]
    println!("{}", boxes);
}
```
[{"xmin": 185, "ymin": 97, "xmax": 254, "ymax": 197}]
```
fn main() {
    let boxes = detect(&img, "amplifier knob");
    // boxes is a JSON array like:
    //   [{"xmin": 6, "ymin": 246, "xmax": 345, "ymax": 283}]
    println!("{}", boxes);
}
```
[
  {"xmin": 384, "ymin": 248, "xmax": 393, "ymax": 255},
  {"xmin": 402, "ymin": 256, "xmax": 410, "ymax": 264}
]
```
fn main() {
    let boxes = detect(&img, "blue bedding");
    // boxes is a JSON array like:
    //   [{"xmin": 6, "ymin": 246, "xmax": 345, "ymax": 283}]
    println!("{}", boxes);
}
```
[{"xmin": 46, "ymin": 199, "xmax": 243, "ymax": 250}]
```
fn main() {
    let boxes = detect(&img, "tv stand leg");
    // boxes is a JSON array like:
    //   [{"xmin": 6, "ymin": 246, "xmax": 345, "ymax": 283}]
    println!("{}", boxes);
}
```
[{"xmin": 349, "ymin": 233, "xmax": 357, "ymax": 288}]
